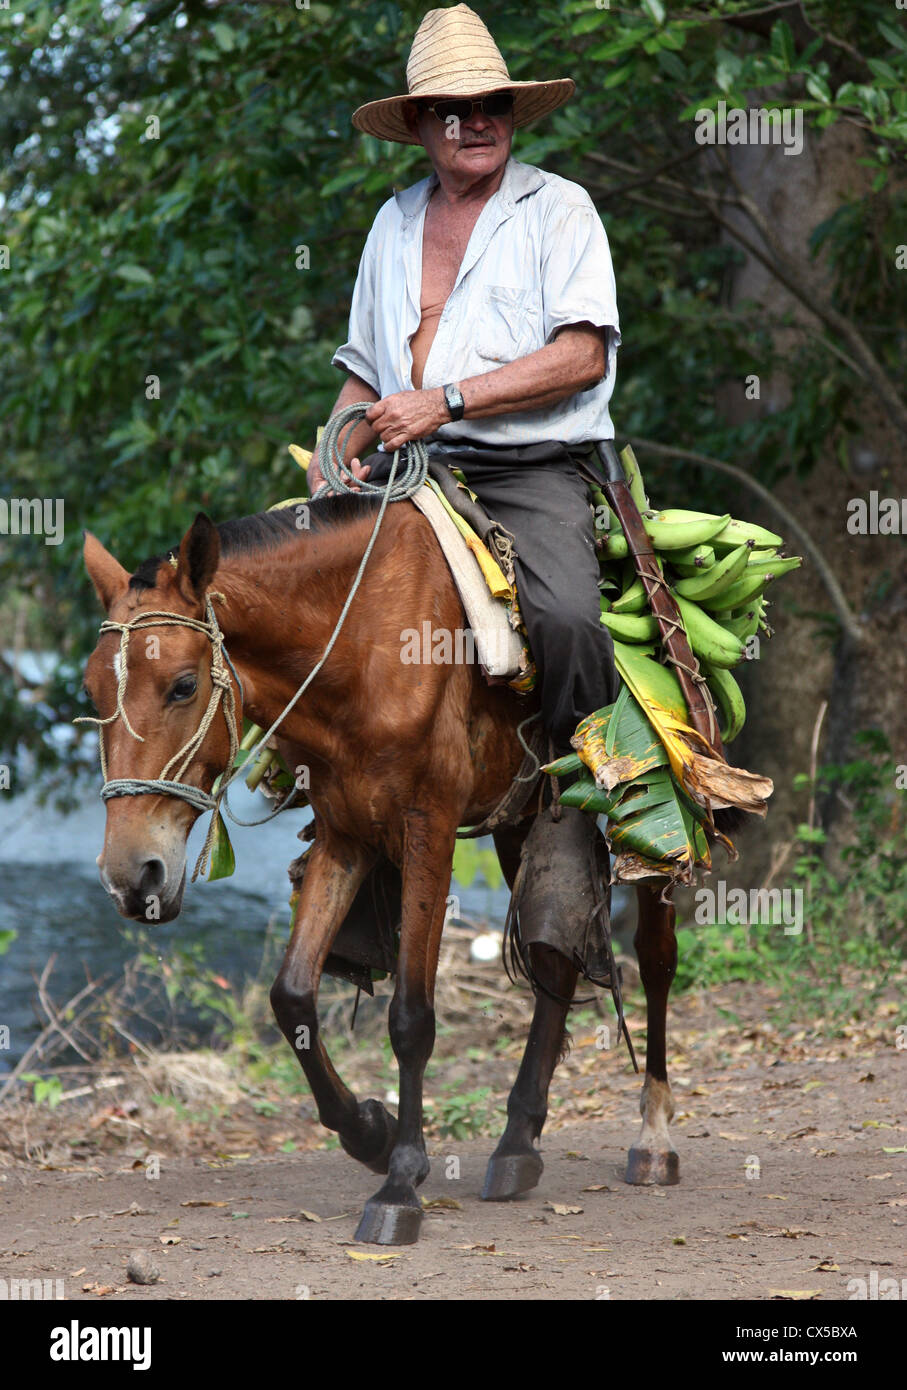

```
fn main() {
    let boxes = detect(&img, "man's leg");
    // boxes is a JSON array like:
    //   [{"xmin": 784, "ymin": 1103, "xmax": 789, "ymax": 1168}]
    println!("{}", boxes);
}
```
[{"xmin": 440, "ymin": 451, "xmax": 619, "ymax": 755}]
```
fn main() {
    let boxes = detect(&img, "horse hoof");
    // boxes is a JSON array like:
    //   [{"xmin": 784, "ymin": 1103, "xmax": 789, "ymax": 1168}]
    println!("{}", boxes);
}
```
[
  {"xmin": 354, "ymin": 1199, "xmax": 423, "ymax": 1246},
  {"xmin": 625, "ymin": 1146, "xmax": 679, "ymax": 1186},
  {"xmin": 481, "ymin": 1150, "xmax": 544, "ymax": 1201}
]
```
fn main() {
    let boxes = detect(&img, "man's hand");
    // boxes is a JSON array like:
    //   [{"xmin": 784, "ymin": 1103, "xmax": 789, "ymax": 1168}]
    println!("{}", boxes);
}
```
[
  {"xmin": 365, "ymin": 388, "xmax": 448, "ymax": 451},
  {"xmin": 307, "ymin": 448, "xmax": 372, "ymax": 497}
]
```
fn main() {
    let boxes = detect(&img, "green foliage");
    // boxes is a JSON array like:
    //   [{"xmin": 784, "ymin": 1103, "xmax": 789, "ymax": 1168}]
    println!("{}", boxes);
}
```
[
  {"xmin": 451, "ymin": 838, "xmax": 504, "ymax": 891},
  {"xmin": 20, "ymin": 1072, "xmax": 64, "ymax": 1109},
  {"xmin": 675, "ymin": 733, "xmax": 907, "ymax": 1027},
  {"xmin": 1, "ymin": 0, "xmax": 905, "ymax": 778},
  {"xmin": 432, "ymin": 1081, "xmax": 498, "ymax": 1140}
]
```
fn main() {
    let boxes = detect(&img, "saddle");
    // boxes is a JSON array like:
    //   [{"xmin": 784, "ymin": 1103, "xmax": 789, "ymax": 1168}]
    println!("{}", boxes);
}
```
[{"xmin": 409, "ymin": 459, "xmax": 534, "ymax": 690}]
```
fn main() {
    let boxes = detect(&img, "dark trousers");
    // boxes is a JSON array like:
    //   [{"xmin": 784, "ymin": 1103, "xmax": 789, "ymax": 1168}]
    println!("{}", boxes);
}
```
[{"xmin": 364, "ymin": 440, "xmax": 619, "ymax": 757}]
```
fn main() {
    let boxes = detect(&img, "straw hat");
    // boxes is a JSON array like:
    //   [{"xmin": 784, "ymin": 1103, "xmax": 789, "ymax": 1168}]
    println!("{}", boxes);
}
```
[{"xmin": 351, "ymin": 4, "xmax": 575, "ymax": 146}]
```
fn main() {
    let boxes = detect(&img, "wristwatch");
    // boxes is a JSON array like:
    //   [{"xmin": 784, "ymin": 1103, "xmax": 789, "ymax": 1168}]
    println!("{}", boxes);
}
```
[{"xmin": 443, "ymin": 383, "xmax": 465, "ymax": 422}]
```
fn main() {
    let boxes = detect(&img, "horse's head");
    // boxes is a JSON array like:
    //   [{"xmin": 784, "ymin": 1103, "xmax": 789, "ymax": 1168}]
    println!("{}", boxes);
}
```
[{"xmin": 81, "ymin": 513, "xmax": 240, "ymax": 923}]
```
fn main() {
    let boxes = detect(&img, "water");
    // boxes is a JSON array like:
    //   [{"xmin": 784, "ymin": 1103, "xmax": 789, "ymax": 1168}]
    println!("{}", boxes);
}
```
[{"xmin": 0, "ymin": 782, "xmax": 512, "ymax": 1073}]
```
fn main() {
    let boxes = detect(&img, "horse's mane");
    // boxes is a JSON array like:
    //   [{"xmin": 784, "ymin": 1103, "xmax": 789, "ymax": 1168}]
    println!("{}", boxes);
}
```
[{"xmin": 128, "ymin": 494, "xmax": 383, "ymax": 591}]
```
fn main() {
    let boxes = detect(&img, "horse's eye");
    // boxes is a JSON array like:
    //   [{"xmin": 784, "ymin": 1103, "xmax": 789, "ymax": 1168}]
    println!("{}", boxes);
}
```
[{"xmin": 168, "ymin": 676, "xmax": 198, "ymax": 703}]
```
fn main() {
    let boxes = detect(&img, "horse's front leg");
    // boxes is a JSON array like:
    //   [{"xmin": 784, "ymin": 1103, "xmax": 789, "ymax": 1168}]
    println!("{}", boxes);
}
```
[
  {"xmin": 354, "ymin": 812, "xmax": 456, "ymax": 1246},
  {"xmin": 626, "ymin": 882, "xmax": 679, "ymax": 1185},
  {"xmin": 269, "ymin": 836, "xmax": 398, "ymax": 1174}
]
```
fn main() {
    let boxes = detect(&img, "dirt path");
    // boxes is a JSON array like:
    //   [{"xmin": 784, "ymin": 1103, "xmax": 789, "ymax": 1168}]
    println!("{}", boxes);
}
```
[{"xmin": 2, "ymin": 1040, "xmax": 903, "ymax": 1300}]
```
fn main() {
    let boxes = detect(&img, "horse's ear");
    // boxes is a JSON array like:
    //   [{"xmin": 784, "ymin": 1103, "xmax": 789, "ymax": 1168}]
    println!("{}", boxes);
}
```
[
  {"xmin": 83, "ymin": 531, "xmax": 130, "ymax": 612},
  {"xmin": 175, "ymin": 513, "xmax": 220, "ymax": 604}
]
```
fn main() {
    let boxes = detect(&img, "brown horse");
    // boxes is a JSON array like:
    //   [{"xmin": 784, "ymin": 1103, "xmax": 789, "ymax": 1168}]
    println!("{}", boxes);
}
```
[{"xmin": 82, "ymin": 496, "xmax": 682, "ymax": 1245}]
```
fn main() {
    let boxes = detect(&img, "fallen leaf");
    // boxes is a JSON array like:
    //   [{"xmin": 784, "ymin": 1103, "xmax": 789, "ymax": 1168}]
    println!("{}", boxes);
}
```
[
  {"xmin": 544, "ymin": 1203, "xmax": 583, "ymax": 1216},
  {"xmin": 297, "ymin": 1210, "xmax": 322, "ymax": 1223},
  {"xmin": 726, "ymin": 1233, "xmax": 749, "ymax": 1240},
  {"xmin": 882, "ymin": 1198, "xmax": 907, "ymax": 1207},
  {"xmin": 346, "ymin": 1250, "xmax": 402, "ymax": 1262},
  {"xmin": 582, "ymin": 1184, "xmax": 611, "ymax": 1193},
  {"xmin": 421, "ymin": 1197, "xmax": 462, "ymax": 1211},
  {"xmin": 882, "ymin": 1146, "xmax": 907, "ymax": 1155},
  {"xmin": 803, "ymin": 1081, "xmax": 825, "ymax": 1092},
  {"xmin": 761, "ymin": 1194, "xmax": 789, "ymax": 1200},
  {"xmin": 181, "ymin": 1200, "xmax": 228, "ymax": 1209},
  {"xmin": 768, "ymin": 1289, "xmax": 822, "ymax": 1300},
  {"xmin": 719, "ymin": 1132, "xmax": 749, "ymax": 1142},
  {"xmin": 866, "ymin": 1173, "xmax": 893, "ymax": 1181},
  {"xmin": 812, "ymin": 1260, "xmax": 839, "ymax": 1272},
  {"xmin": 672, "ymin": 1236, "xmax": 686, "ymax": 1246},
  {"xmin": 159, "ymin": 1235, "xmax": 181, "ymax": 1246}
]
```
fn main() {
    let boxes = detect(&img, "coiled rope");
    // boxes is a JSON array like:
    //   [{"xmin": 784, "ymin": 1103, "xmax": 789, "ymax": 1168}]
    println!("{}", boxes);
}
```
[{"xmin": 316, "ymin": 402, "xmax": 429, "ymax": 501}]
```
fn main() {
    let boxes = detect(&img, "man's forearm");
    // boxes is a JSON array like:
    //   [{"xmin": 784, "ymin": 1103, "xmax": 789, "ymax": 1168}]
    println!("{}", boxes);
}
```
[
  {"xmin": 460, "ymin": 325, "xmax": 607, "ymax": 420},
  {"xmin": 360, "ymin": 324, "xmax": 608, "ymax": 452}
]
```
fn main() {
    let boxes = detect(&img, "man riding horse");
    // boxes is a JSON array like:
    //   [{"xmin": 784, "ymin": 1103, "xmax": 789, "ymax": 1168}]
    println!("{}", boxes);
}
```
[{"xmin": 307, "ymin": 3, "xmax": 622, "ymax": 981}]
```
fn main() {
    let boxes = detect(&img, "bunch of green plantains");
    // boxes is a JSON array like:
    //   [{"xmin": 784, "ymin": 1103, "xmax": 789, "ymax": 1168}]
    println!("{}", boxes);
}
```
[{"xmin": 544, "ymin": 448, "xmax": 801, "ymax": 886}]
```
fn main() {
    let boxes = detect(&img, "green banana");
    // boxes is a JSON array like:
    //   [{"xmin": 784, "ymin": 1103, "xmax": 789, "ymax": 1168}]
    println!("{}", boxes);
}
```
[
  {"xmin": 702, "ymin": 662, "xmax": 747, "ymax": 742},
  {"xmin": 620, "ymin": 444, "xmax": 649, "ymax": 511},
  {"xmin": 673, "ymin": 544, "xmax": 751, "ymax": 603},
  {"xmin": 600, "ymin": 610, "xmax": 660, "ymax": 643},
  {"xmin": 599, "ymin": 528, "xmax": 629, "ymax": 560},
  {"xmin": 717, "ymin": 599, "xmax": 765, "ymax": 642},
  {"xmin": 611, "ymin": 574, "xmax": 649, "ymax": 614},
  {"xmin": 643, "ymin": 511, "xmax": 731, "ymax": 550},
  {"xmin": 701, "ymin": 569, "xmax": 776, "ymax": 612},
  {"xmin": 710, "ymin": 518, "xmax": 783, "ymax": 551},
  {"xmin": 669, "ymin": 543, "xmax": 716, "ymax": 570},
  {"xmin": 745, "ymin": 554, "xmax": 802, "ymax": 579},
  {"xmin": 675, "ymin": 594, "xmax": 746, "ymax": 668}
]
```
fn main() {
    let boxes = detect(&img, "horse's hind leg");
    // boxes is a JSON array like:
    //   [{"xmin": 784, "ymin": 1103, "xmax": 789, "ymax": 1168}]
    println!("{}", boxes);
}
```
[
  {"xmin": 482, "ymin": 943, "xmax": 578, "ymax": 1200},
  {"xmin": 354, "ymin": 812, "xmax": 456, "ymax": 1246},
  {"xmin": 270, "ymin": 835, "xmax": 399, "ymax": 1174},
  {"xmin": 626, "ymin": 882, "xmax": 679, "ymax": 1185}
]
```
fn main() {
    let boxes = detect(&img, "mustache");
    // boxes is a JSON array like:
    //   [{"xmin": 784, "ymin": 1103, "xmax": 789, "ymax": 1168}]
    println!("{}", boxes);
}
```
[{"xmin": 460, "ymin": 135, "xmax": 495, "ymax": 146}]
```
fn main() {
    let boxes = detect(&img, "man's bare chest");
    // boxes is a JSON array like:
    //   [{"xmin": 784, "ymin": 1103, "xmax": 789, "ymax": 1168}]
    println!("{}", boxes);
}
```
[{"xmin": 420, "ymin": 200, "xmax": 483, "ymax": 308}]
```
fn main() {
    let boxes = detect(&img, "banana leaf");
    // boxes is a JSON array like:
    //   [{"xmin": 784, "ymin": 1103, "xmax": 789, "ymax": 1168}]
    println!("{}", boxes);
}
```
[
  {"xmin": 569, "ymin": 682, "xmax": 668, "ymax": 792},
  {"xmin": 548, "ymin": 692, "xmax": 711, "ymax": 883},
  {"xmin": 610, "ymin": 640, "xmax": 772, "ymax": 816},
  {"xmin": 207, "ymin": 809, "xmax": 236, "ymax": 882}
]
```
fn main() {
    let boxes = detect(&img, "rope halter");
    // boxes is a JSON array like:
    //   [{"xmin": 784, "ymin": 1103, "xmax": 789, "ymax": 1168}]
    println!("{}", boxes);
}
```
[{"xmin": 75, "ymin": 592, "xmax": 241, "ymax": 881}]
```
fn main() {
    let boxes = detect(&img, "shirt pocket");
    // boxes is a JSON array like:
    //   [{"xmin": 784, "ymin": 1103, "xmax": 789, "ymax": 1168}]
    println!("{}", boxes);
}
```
[{"xmin": 475, "ymin": 286, "xmax": 542, "ymax": 365}]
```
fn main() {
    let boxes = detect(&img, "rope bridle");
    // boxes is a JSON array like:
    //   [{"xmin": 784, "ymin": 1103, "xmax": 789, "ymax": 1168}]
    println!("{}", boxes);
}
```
[{"xmin": 75, "ymin": 592, "xmax": 242, "ymax": 881}]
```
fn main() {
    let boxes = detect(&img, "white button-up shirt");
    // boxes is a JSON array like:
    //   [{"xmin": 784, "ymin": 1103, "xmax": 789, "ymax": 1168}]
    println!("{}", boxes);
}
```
[{"xmin": 331, "ymin": 156, "xmax": 621, "ymax": 448}]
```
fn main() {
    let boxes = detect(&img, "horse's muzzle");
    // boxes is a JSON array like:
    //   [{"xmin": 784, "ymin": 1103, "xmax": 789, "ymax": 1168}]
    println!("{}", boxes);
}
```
[{"xmin": 98, "ymin": 855, "xmax": 186, "ymax": 923}]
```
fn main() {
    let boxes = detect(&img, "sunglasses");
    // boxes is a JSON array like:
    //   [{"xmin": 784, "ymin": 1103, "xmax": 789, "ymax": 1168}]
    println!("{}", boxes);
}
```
[{"xmin": 418, "ymin": 91, "xmax": 514, "ymax": 123}]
